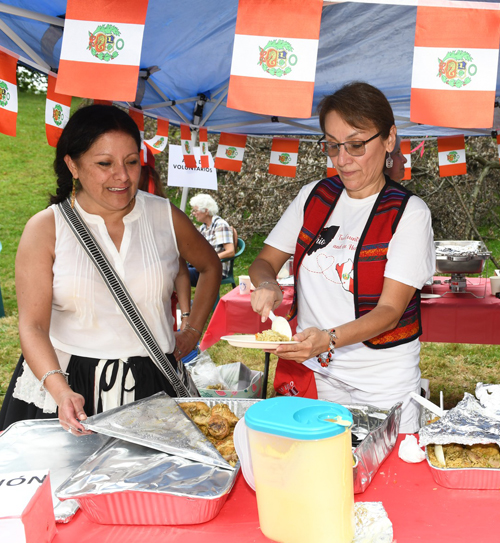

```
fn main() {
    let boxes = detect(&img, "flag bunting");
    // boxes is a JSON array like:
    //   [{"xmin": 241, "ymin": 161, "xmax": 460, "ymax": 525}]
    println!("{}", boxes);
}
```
[
  {"xmin": 268, "ymin": 137, "xmax": 300, "ymax": 177},
  {"xmin": 199, "ymin": 127, "xmax": 210, "ymax": 168},
  {"xmin": 410, "ymin": 4, "xmax": 500, "ymax": 128},
  {"xmin": 401, "ymin": 139, "xmax": 412, "ymax": 181},
  {"xmin": 56, "ymin": 0, "xmax": 149, "ymax": 100},
  {"xmin": 144, "ymin": 118, "xmax": 169, "ymax": 154},
  {"xmin": 214, "ymin": 133, "xmax": 247, "ymax": 172},
  {"xmin": 180, "ymin": 123, "xmax": 197, "ymax": 168},
  {"xmin": 437, "ymin": 135, "xmax": 467, "ymax": 177},
  {"xmin": 129, "ymin": 108, "xmax": 148, "ymax": 165},
  {"xmin": 327, "ymin": 155, "xmax": 338, "ymax": 178},
  {"xmin": 45, "ymin": 74, "xmax": 72, "ymax": 147},
  {"xmin": 0, "ymin": 51, "xmax": 18, "ymax": 137},
  {"xmin": 227, "ymin": 0, "xmax": 323, "ymax": 119}
]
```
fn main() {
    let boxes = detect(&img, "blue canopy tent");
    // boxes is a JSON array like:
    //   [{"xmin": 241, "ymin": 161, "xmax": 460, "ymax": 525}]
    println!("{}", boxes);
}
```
[{"xmin": 0, "ymin": 0, "xmax": 499, "ymax": 139}]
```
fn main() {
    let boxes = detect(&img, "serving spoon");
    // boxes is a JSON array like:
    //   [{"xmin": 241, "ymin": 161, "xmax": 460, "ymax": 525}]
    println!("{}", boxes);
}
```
[{"xmin": 269, "ymin": 310, "xmax": 293, "ymax": 341}]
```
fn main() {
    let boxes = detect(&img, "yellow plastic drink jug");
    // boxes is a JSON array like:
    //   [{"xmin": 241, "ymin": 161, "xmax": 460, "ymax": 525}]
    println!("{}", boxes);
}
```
[{"xmin": 245, "ymin": 396, "xmax": 354, "ymax": 543}]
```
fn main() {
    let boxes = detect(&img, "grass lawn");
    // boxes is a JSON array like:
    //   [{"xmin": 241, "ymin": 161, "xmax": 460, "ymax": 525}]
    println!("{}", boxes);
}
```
[{"xmin": 1, "ymin": 91, "xmax": 500, "ymax": 411}]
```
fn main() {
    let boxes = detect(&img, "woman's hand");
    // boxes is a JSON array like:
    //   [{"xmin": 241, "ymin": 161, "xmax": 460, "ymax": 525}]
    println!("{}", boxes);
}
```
[
  {"xmin": 57, "ymin": 389, "xmax": 93, "ymax": 435},
  {"xmin": 272, "ymin": 327, "xmax": 329, "ymax": 363},
  {"xmin": 251, "ymin": 283, "xmax": 283, "ymax": 322},
  {"xmin": 174, "ymin": 328, "xmax": 199, "ymax": 361}
]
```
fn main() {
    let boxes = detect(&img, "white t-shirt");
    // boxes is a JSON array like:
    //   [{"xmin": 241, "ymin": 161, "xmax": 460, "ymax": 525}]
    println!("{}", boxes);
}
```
[
  {"xmin": 49, "ymin": 190, "xmax": 179, "ymax": 361},
  {"xmin": 265, "ymin": 180, "xmax": 436, "ymax": 394}
]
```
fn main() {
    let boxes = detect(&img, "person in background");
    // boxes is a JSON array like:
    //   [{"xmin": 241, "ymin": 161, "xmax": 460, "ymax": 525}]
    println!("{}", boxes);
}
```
[
  {"xmin": 0, "ymin": 105, "xmax": 221, "ymax": 433},
  {"xmin": 384, "ymin": 134, "xmax": 407, "ymax": 182},
  {"xmin": 249, "ymin": 82, "xmax": 435, "ymax": 433},
  {"xmin": 188, "ymin": 193, "xmax": 235, "ymax": 286},
  {"xmin": 139, "ymin": 157, "xmax": 192, "ymax": 330}
]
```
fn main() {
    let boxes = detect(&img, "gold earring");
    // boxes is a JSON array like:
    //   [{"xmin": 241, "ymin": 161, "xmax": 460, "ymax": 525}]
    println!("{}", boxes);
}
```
[{"xmin": 71, "ymin": 178, "xmax": 77, "ymax": 209}]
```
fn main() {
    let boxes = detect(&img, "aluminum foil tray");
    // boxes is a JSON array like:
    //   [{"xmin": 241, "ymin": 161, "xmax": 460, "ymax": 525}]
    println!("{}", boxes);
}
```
[
  {"xmin": 0, "ymin": 419, "xmax": 109, "ymax": 523},
  {"xmin": 56, "ymin": 397, "xmax": 259, "ymax": 526},
  {"xmin": 425, "ymin": 449, "xmax": 500, "ymax": 490},
  {"xmin": 345, "ymin": 403, "xmax": 402, "ymax": 494},
  {"xmin": 435, "ymin": 240, "xmax": 490, "ymax": 275}
]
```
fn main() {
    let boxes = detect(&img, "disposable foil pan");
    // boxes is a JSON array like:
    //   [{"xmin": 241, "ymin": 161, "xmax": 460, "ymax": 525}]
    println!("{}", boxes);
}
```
[
  {"xmin": 0, "ymin": 419, "xmax": 109, "ymax": 523},
  {"xmin": 425, "ymin": 448, "xmax": 500, "ymax": 490},
  {"xmin": 346, "ymin": 402, "xmax": 402, "ymax": 494},
  {"xmin": 56, "ymin": 398, "xmax": 258, "ymax": 526}
]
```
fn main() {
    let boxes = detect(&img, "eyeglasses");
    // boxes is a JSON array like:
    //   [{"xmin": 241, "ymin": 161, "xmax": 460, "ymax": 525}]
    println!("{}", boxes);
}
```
[{"xmin": 318, "ymin": 131, "xmax": 382, "ymax": 158}]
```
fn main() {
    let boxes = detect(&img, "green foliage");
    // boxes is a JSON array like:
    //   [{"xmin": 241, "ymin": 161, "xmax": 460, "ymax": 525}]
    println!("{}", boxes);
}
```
[{"xmin": 16, "ymin": 66, "xmax": 47, "ymax": 94}]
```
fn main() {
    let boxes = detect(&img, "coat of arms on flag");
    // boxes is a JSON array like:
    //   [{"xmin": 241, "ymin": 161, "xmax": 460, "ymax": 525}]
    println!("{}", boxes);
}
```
[
  {"xmin": 56, "ymin": 0, "xmax": 149, "ymax": 100},
  {"xmin": 0, "ymin": 51, "xmax": 18, "ymax": 137},
  {"xmin": 227, "ymin": 0, "xmax": 322, "ymax": 118},
  {"xmin": 145, "ymin": 118, "xmax": 169, "ymax": 154},
  {"xmin": 180, "ymin": 123, "xmax": 197, "ymax": 168},
  {"xmin": 410, "ymin": 4, "xmax": 500, "ymax": 128},
  {"xmin": 198, "ymin": 127, "xmax": 210, "ymax": 169},
  {"xmin": 45, "ymin": 73, "xmax": 72, "ymax": 147},
  {"xmin": 214, "ymin": 133, "xmax": 247, "ymax": 172},
  {"xmin": 269, "ymin": 137, "xmax": 299, "ymax": 178},
  {"xmin": 437, "ymin": 135, "xmax": 467, "ymax": 177}
]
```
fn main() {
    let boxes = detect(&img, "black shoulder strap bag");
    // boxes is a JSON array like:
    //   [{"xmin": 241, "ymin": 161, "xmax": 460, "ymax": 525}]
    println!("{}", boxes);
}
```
[{"xmin": 57, "ymin": 198, "xmax": 199, "ymax": 398}]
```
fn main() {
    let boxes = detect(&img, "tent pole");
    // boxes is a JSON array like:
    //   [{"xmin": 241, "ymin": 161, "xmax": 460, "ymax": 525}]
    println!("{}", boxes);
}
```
[
  {"xmin": 0, "ymin": 20, "xmax": 50, "ymax": 69},
  {"xmin": 0, "ymin": 3, "xmax": 63, "ymax": 26}
]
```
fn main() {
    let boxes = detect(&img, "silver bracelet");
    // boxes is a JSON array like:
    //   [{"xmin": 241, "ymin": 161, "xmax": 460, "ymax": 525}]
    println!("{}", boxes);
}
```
[{"xmin": 39, "ymin": 369, "xmax": 69, "ymax": 392}]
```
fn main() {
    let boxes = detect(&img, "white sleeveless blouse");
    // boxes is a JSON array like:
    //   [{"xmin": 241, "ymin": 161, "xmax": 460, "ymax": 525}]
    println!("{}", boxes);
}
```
[{"xmin": 49, "ymin": 191, "xmax": 179, "ymax": 359}]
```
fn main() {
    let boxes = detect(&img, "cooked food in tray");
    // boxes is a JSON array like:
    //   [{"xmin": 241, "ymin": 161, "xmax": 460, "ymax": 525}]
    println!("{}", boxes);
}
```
[
  {"xmin": 255, "ymin": 329, "xmax": 290, "ymax": 342},
  {"xmin": 427, "ymin": 443, "xmax": 500, "ymax": 469},
  {"xmin": 179, "ymin": 402, "xmax": 240, "ymax": 467}
]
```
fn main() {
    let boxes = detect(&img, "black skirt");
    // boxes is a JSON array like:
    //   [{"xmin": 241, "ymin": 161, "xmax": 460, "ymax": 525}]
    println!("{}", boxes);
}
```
[{"xmin": 0, "ymin": 353, "xmax": 186, "ymax": 431}]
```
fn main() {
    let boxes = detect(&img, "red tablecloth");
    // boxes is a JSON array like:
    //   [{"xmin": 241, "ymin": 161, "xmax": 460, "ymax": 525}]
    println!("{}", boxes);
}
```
[
  {"xmin": 53, "ymin": 435, "xmax": 500, "ymax": 543},
  {"xmin": 200, "ymin": 277, "xmax": 500, "ymax": 350}
]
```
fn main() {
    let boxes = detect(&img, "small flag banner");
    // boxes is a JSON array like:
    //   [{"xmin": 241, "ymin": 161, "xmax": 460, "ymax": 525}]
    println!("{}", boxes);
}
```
[
  {"xmin": 45, "ymin": 74, "xmax": 72, "ymax": 147},
  {"xmin": 410, "ymin": 4, "xmax": 500, "ymax": 128},
  {"xmin": 269, "ymin": 138, "xmax": 299, "ymax": 177},
  {"xmin": 0, "ymin": 51, "xmax": 18, "ymax": 137},
  {"xmin": 327, "ymin": 155, "xmax": 338, "ymax": 178},
  {"xmin": 180, "ymin": 123, "xmax": 197, "ymax": 168},
  {"xmin": 199, "ymin": 127, "xmax": 210, "ymax": 168},
  {"xmin": 129, "ymin": 108, "xmax": 148, "ymax": 165},
  {"xmin": 437, "ymin": 135, "xmax": 466, "ymax": 177},
  {"xmin": 497, "ymin": 135, "xmax": 500, "ymax": 163},
  {"xmin": 144, "ymin": 118, "xmax": 169, "ymax": 154},
  {"xmin": 227, "ymin": 0, "xmax": 323, "ymax": 118},
  {"xmin": 214, "ymin": 133, "xmax": 247, "ymax": 172},
  {"xmin": 401, "ymin": 139, "xmax": 412, "ymax": 181},
  {"xmin": 56, "ymin": 0, "xmax": 149, "ymax": 100},
  {"xmin": 93, "ymin": 99, "xmax": 113, "ymax": 105}
]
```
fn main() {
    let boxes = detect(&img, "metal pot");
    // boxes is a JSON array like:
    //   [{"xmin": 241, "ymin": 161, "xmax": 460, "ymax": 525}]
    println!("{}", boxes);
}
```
[{"xmin": 434, "ymin": 240, "xmax": 490, "ymax": 275}]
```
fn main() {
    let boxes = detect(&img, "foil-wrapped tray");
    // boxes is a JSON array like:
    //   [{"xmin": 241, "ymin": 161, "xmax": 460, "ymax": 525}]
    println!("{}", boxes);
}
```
[
  {"xmin": 81, "ymin": 392, "xmax": 245, "ymax": 470},
  {"xmin": 346, "ymin": 402, "xmax": 402, "ymax": 494},
  {"xmin": 56, "ymin": 397, "xmax": 258, "ymax": 526},
  {"xmin": 0, "ymin": 419, "xmax": 109, "ymax": 523}
]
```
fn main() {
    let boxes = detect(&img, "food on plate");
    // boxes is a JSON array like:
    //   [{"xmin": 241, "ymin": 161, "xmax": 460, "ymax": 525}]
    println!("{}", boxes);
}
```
[
  {"xmin": 179, "ymin": 402, "xmax": 240, "ymax": 466},
  {"xmin": 206, "ymin": 383, "xmax": 225, "ymax": 390},
  {"xmin": 255, "ymin": 329, "xmax": 290, "ymax": 342},
  {"xmin": 427, "ymin": 443, "xmax": 500, "ymax": 469}
]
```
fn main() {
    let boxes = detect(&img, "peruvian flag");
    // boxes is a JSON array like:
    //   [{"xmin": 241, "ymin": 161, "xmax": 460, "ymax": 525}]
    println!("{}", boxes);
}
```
[
  {"xmin": 56, "ymin": 0, "xmax": 149, "ymax": 100},
  {"xmin": 199, "ymin": 127, "xmax": 210, "ymax": 168},
  {"xmin": 180, "ymin": 123, "xmax": 197, "ymax": 168},
  {"xmin": 45, "ymin": 74, "xmax": 72, "ymax": 147},
  {"xmin": 144, "ymin": 118, "xmax": 169, "ymax": 154},
  {"xmin": 0, "ymin": 51, "xmax": 18, "ymax": 137},
  {"xmin": 214, "ymin": 133, "xmax": 247, "ymax": 172},
  {"xmin": 269, "ymin": 138, "xmax": 299, "ymax": 178},
  {"xmin": 327, "ymin": 155, "xmax": 338, "ymax": 178},
  {"xmin": 93, "ymin": 99, "xmax": 113, "ymax": 105},
  {"xmin": 128, "ymin": 108, "xmax": 148, "ymax": 165},
  {"xmin": 497, "ymin": 134, "xmax": 500, "ymax": 163},
  {"xmin": 437, "ymin": 135, "xmax": 466, "ymax": 177},
  {"xmin": 227, "ymin": 0, "xmax": 323, "ymax": 118},
  {"xmin": 410, "ymin": 3, "xmax": 500, "ymax": 129},
  {"xmin": 401, "ymin": 140, "xmax": 412, "ymax": 181}
]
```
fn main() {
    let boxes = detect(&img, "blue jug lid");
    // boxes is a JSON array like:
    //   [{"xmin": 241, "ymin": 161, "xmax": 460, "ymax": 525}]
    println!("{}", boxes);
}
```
[{"xmin": 245, "ymin": 397, "xmax": 353, "ymax": 440}]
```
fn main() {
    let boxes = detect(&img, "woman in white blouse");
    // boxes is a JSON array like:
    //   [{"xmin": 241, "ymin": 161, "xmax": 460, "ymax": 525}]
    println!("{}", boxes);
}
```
[{"xmin": 0, "ymin": 105, "xmax": 221, "ymax": 433}]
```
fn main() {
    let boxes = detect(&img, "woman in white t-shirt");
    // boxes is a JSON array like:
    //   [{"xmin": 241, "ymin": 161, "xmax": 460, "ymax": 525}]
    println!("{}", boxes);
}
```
[{"xmin": 249, "ymin": 82, "xmax": 435, "ymax": 433}]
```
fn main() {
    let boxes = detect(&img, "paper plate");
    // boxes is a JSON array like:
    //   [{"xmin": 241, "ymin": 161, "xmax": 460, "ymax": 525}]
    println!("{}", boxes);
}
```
[{"xmin": 221, "ymin": 334, "xmax": 298, "ymax": 350}]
